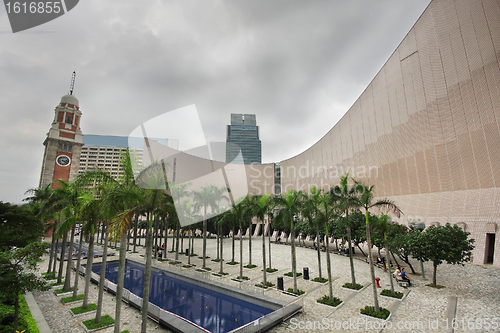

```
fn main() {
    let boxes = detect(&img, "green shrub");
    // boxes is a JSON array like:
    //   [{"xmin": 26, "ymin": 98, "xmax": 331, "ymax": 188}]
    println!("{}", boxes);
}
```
[
  {"xmin": 255, "ymin": 281, "xmax": 275, "ymax": 289},
  {"xmin": 285, "ymin": 288, "xmax": 305, "ymax": 296},
  {"xmin": 265, "ymin": 268, "xmax": 278, "ymax": 273},
  {"xmin": 284, "ymin": 272, "xmax": 302, "ymax": 277},
  {"xmin": 54, "ymin": 287, "xmax": 74, "ymax": 294},
  {"xmin": 342, "ymin": 282, "xmax": 363, "ymax": 290},
  {"xmin": 360, "ymin": 306, "xmax": 390, "ymax": 320},
  {"xmin": 211, "ymin": 259, "xmax": 222, "ymax": 262},
  {"xmin": 226, "ymin": 261, "xmax": 238, "ymax": 265},
  {"xmin": 61, "ymin": 294, "xmax": 85, "ymax": 304},
  {"xmin": 380, "ymin": 289, "xmax": 403, "ymax": 299},
  {"xmin": 50, "ymin": 281, "xmax": 64, "ymax": 286},
  {"xmin": 317, "ymin": 295, "xmax": 342, "ymax": 307},
  {"xmin": 0, "ymin": 294, "xmax": 40, "ymax": 333},
  {"xmin": 70, "ymin": 303, "xmax": 97, "ymax": 315},
  {"xmin": 312, "ymin": 277, "xmax": 328, "ymax": 283},
  {"xmin": 82, "ymin": 314, "xmax": 115, "ymax": 330},
  {"xmin": 244, "ymin": 264, "xmax": 257, "ymax": 269}
]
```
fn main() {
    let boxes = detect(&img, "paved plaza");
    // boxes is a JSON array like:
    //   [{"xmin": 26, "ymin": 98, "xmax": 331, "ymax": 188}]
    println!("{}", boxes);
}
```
[{"xmin": 31, "ymin": 236, "xmax": 500, "ymax": 332}]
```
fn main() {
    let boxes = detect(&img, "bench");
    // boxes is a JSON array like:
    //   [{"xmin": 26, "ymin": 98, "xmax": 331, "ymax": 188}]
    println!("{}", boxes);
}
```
[{"xmin": 393, "ymin": 273, "xmax": 411, "ymax": 287}]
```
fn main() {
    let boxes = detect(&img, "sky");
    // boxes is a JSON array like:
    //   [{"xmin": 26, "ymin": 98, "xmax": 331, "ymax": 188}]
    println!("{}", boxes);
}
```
[{"xmin": 0, "ymin": 0, "xmax": 432, "ymax": 204}]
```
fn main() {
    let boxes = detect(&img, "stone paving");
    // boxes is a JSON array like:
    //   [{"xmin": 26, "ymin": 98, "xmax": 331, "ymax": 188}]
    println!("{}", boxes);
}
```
[{"xmin": 32, "ymin": 236, "xmax": 500, "ymax": 332}]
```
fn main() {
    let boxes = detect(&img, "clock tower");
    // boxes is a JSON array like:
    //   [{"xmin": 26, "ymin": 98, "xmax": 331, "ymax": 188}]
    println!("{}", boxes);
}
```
[{"xmin": 39, "ymin": 92, "xmax": 83, "ymax": 189}]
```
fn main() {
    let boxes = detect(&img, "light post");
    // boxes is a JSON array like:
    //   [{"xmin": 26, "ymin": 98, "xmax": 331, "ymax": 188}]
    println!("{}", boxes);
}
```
[{"xmin": 408, "ymin": 216, "xmax": 426, "ymax": 280}]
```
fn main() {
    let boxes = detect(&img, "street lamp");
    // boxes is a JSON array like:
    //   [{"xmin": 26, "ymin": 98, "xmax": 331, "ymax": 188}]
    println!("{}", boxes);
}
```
[{"xmin": 408, "ymin": 215, "xmax": 426, "ymax": 280}]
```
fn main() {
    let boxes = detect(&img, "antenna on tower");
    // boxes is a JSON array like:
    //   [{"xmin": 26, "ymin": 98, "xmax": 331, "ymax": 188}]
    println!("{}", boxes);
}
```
[{"xmin": 69, "ymin": 71, "xmax": 76, "ymax": 95}]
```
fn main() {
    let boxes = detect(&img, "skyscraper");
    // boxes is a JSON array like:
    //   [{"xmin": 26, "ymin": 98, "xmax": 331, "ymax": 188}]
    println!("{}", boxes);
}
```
[{"xmin": 226, "ymin": 114, "xmax": 261, "ymax": 164}]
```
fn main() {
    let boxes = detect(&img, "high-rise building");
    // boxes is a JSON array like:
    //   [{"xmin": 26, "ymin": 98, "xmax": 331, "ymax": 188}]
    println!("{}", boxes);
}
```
[{"xmin": 226, "ymin": 114, "xmax": 261, "ymax": 164}]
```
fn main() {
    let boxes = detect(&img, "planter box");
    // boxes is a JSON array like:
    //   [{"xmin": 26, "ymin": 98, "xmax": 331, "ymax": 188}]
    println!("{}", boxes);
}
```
[
  {"xmin": 70, "ymin": 309, "xmax": 97, "ymax": 318},
  {"xmin": 315, "ymin": 300, "xmax": 343, "ymax": 309},
  {"xmin": 379, "ymin": 294, "xmax": 404, "ymax": 301},
  {"xmin": 80, "ymin": 321, "xmax": 114, "ymax": 332},
  {"xmin": 54, "ymin": 290, "xmax": 77, "ymax": 297},
  {"xmin": 341, "ymin": 287, "xmax": 361, "ymax": 292},
  {"xmin": 359, "ymin": 312, "xmax": 392, "ymax": 323}
]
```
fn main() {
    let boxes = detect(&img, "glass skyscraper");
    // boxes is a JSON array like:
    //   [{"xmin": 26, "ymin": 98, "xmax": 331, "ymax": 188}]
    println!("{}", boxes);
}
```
[{"xmin": 226, "ymin": 114, "xmax": 261, "ymax": 164}]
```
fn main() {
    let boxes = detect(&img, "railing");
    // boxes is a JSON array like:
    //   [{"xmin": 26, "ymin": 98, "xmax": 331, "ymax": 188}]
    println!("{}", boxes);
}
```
[{"xmin": 228, "ymin": 297, "xmax": 303, "ymax": 333}]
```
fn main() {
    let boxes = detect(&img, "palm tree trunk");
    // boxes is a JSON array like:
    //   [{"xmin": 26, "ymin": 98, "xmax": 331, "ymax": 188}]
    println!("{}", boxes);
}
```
[
  {"xmin": 72, "ymin": 231, "xmax": 84, "ymax": 299},
  {"xmin": 325, "ymin": 226, "xmax": 333, "ymax": 301},
  {"xmin": 114, "ymin": 228, "xmax": 128, "ymax": 333},
  {"xmin": 347, "ymin": 224, "xmax": 356, "ymax": 286},
  {"xmin": 231, "ymin": 227, "xmax": 235, "ymax": 263},
  {"xmin": 95, "ymin": 223, "xmax": 109, "ymax": 323},
  {"xmin": 188, "ymin": 228, "xmax": 192, "ymax": 265},
  {"xmin": 385, "ymin": 237, "xmax": 395, "ymax": 295},
  {"xmin": 133, "ymin": 215, "xmax": 139, "ymax": 253},
  {"xmin": 63, "ymin": 227, "xmax": 76, "ymax": 291},
  {"xmin": 248, "ymin": 225, "xmax": 252, "ymax": 266},
  {"xmin": 57, "ymin": 232, "xmax": 68, "ymax": 283},
  {"xmin": 141, "ymin": 215, "xmax": 153, "ymax": 333},
  {"xmin": 202, "ymin": 219, "xmax": 207, "ymax": 269},
  {"xmin": 291, "ymin": 221, "xmax": 297, "ymax": 294},
  {"xmin": 175, "ymin": 221, "xmax": 180, "ymax": 261},
  {"xmin": 365, "ymin": 210, "xmax": 380, "ymax": 312},
  {"xmin": 47, "ymin": 221, "xmax": 57, "ymax": 274},
  {"xmin": 315, "ymin": 224, "xmax": 322, "ymax": 280},
  {"xmin": 219, "ymin": 225, "xmax": 224, "ymax": 274},
  {"xmin": 239, "ymin": 227, "xmax": 243, "ymax": 279},
  {"xmin": 216, "ymin": 226, "xmax": 220, "ymax": 260},
  {"xmin": 82, "ymin": 231, "xmax": 95, "ymax": 309},
  {"xmin": 163, "ymin": 216, "xmax": 168, "ymax": 260},
  {"xmin": 262, "ymin": 222, "xmax": 267, "ymax": 284},
  {"xmin": 52, "ymin": 233, "xmax": 59, "ymax": 274},
  {"xmin": 267, "ymin": 222, "xmax": 272, "ymax": 269}
]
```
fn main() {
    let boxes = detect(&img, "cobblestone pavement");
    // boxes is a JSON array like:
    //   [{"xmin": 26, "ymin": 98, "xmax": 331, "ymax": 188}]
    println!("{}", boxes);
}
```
[{"xmin": 33, "ymin": 236, "xmax": 500, "ymax": 332}]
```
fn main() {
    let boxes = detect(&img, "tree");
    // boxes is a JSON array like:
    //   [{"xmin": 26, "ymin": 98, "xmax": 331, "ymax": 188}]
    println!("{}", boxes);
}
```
[
  {"xmin": 273, "ymin": 189, "xmax": 305, "ymax": 294},
  {"xmin": 412, "ymin": 223, "xmax": 474, "ymax": 287},
  {"xmin": 192, "ymin": 186, "xmax": 218, "ymax": 269},
  {"xmin": 330, "ymin": 174, "xmax": 362, "ymax": 287},
  {"xmin": 248, "ymin": 194, "xmax": 273, "ymax": 285},
  {"xmin": 0, "ymin": 242, "xmax": 50, "ymax": 332},
  {"xmin": 302, "ymin": 187, "xmax": 324, "ymax": 281},
  {"xmin": 0, "ymin": 202, "xmax": 45, "ymax": 251},
  {"xmin": 353, "ymin": 179, "xmax": 402, "ymax": 313}
]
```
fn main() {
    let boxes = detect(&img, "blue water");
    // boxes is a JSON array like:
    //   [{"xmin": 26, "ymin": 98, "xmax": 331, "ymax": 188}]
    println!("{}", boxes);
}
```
[{"xmin": 92, "ymin": 262, "xmax": 272, "ymax": 333}]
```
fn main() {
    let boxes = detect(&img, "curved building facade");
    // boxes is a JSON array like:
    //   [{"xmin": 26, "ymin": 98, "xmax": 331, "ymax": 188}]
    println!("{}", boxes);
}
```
[{"xmin": 279, "ymin": 0, "xmax": 500, "ymax": 266}]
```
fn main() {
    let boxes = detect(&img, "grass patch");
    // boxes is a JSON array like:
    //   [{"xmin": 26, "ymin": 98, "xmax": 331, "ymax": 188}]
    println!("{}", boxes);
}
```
[
  {"xmin": 195, "ymin": 267, "xmax": 212, "ymax": 272},
  {"xmin": 198, "ymin": 256, "xmax": 210, "ymax": 259},
  {"xmin": 317, "ymin": 295, "xmax": 342, "ymax": 307},
  {"xmin": 189, "ymin": 253, "xmax": 198, "ymax": 257},
  {"xmin": 226, "ymin": 261, "xmax": 239, "ymax": 265},
  {"xmin": 55, "ymin": 287, "xmax": 74, "ymax": 294},
  {"xmin": 265, "ymin": 268, "xmax": 278, "ymax": 273},
  {"xmin": 342, "ymin": 282, "xmax": 363, "ymax": 290},
  {"xmin": 212, "ymin": 272, "xmax": 229, "ymax": 277},
  {"xmin": 231, "ymin": 276, "xmax": 250, "ymax": 282},
  {"xmin": 312, "ymin": 277, "xmax": 328, "ymax": 283},
  {"xmin": 285, "ymin": 288, "xmax": 305, "ymax": 296},
  {"xmin": 380, "ymin": 289, "xmax": 404, "ymax": 299},
  {"xmin": 426, "ymin": 284, "xmax": 445, "ymax": 289},
  {"xmin": 211, "ymin": 258, "xmax": 222, "ymax": 262},
  {"xmin": 120, "ymin": 331, "xmax": 130, "ymax": 333},
  {"xmin": 360, "ymin": 306, "xmax": 390, "ymax": 320},
  {"xmin": 61, "ymin": 294, "xmax": 84, "ymax": 304},
  {"xmin": 70, "ymin": 303, "xmax": 97, "ymax": 315},
  {"xmin": 168, "ymin": 261, "xmax": 181, "ymax": 265},
  {"xmin": 255, "ymin": 281, "xmax": 275, "ymax": 289},
  {"xmin": 244, "ymin": 264, "xmax": 257, "ymax": 269},
  {"xmin": 82, "ymin": 314, "xmax": 115, "ymax": 330},
  {"xmin": 182, "ymin": 264, "xmax": 195, "ymax": 268},
  {"xmin": 50, "ymin": 281, "xmax": 64, "ymax": 286},
  {"xmin": 284, "ymin": 272, "xmax": 302, "ymax": 277},
  {"xmin": 43, "ymin": 273, "xmax": 57, "ymax": 280}
]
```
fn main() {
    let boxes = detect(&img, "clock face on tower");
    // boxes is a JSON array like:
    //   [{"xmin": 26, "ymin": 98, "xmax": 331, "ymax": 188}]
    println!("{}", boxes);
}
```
[{"xmin": 56, "ymin": 155, "xmax": 71, "ymax": 167}]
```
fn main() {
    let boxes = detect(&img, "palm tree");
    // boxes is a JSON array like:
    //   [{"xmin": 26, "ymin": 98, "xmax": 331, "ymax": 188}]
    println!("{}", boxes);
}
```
[
  {"xmin": 192, "ymin": 186, "xmax": 218, "ymax": 269},
  {"xmin": 377, "ymin": 214, "xmax": 396, "ymax": 295},
  {"xmin": 273, "ymin": 189, "xmax": 305, "ymax": 294},
  {"xmin": 170, "ymin": 183, "xmax": 191, "ymax": 260},
  {"xmin": 353, "ymin": 179, "xmax": 402, "ymax": 313},
  {"xmin": 330, "ymin": 174, "xmax": 362, "ymax": 287},
  {"xmin": 248, "ymin": 194, "xmax": 273, "ymax": 285},
  {"xmin": 302, "ymin": 186, "xmax": 323, "ymax": 280}
]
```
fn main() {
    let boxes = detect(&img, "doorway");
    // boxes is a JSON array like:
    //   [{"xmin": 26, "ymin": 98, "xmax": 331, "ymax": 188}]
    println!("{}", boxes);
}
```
[{"xmin": 485, "ymin": 233, "xmax": 495, "ymax": 264}]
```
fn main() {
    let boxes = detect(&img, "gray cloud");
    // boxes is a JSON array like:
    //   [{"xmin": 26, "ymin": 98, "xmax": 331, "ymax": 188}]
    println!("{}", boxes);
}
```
[{"xmin": 0, "ymin": 0, "xmax": 431, "ymax": 203}]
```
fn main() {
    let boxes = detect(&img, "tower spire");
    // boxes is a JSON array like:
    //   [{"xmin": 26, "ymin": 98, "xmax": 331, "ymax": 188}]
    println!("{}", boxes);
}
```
[{"xmin": 69, "ymin": 71, "xmax": 76, "ymax": 95}]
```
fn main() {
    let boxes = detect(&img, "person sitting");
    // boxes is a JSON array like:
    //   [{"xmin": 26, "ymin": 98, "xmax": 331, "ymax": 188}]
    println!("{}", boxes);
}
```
[
  {"xmin": 393, "ymin": 266, "xmax": 401, "ymax": 278},
  {"xmin": 376, "ymin": 255, "xmax": 384, "ymax": 266},
  {"xmin": 400, "ymin": 268, "xmax": 411, "ymax": 285}
]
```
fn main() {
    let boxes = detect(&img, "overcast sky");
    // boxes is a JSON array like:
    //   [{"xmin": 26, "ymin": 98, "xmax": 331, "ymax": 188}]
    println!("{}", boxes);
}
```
[{"xmin": 0, "ymin": 0, "xmax": 431, "ymax": 204}]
